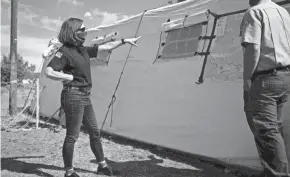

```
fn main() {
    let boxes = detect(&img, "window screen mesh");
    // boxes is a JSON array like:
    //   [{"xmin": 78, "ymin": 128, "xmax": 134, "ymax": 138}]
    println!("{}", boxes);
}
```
[{"xmin": 160, "ymin": 24, "xmax": 203, "ymax": 59}]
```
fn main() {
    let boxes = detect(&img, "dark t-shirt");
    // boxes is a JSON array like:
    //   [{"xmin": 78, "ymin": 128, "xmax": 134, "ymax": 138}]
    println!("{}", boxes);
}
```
[{"xmin": 47, "ymin": 45, "xmax": 98, "ymax": 88}]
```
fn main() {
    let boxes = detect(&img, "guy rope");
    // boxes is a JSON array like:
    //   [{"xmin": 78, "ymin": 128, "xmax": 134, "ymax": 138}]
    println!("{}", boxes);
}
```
[{"xmin": 100, "ymin": 10, "xmax": 147, "ymax": 131}]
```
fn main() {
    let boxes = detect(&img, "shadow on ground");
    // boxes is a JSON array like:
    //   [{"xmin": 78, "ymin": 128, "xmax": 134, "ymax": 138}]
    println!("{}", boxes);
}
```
[
  {"xmin": 91, "ymin": 155, "xmax": 204, "ymax": 177},
  {"xmin": 99, "ymin": 132, "xmax": 259, "ymax": 177},
  {"xmin": 1, "ymin": 156, "xmax": 95, "ymax": 177},
  {"xmin": 2, "ymin": 155, "xmax": 204, "ymax": 177}
]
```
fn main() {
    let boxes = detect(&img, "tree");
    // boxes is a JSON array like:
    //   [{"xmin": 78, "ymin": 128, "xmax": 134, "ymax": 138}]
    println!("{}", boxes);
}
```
[{"xmin": 1, "ymin": 54, "xmax": 36, "ymax": 85}]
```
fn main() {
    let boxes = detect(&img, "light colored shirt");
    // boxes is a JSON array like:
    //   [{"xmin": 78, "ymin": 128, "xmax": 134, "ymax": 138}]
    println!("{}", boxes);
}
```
[{"xmin": 240, "ymin": 0, "xmax": 290, "ymax": 72}]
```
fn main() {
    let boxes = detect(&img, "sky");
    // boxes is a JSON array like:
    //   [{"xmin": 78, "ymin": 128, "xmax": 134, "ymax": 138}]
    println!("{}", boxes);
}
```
[{"xmin": 1, "ymin": 0, "xmax": 170, "ymax": 71}]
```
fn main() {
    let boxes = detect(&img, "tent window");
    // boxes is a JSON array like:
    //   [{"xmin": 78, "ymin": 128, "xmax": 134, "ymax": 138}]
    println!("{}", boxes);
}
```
[{"xmin": 161, "ymin": 24, "xmax": 203, "ymax": 59}]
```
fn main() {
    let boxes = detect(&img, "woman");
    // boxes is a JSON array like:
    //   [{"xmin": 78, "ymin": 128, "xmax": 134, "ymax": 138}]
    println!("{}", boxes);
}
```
[{"xmin": 45, "ymin": 17, "xmax": 141, "ymax": 177}]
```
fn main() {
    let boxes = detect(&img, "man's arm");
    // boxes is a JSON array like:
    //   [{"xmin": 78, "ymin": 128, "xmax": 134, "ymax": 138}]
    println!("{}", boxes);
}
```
[
  {"xmin": 243, "ymin": 43, "xmax": 260, "ymax": 91},
  {"xmin": 240, "ymin": 10, "xmax": 262, "ymax": 91}
]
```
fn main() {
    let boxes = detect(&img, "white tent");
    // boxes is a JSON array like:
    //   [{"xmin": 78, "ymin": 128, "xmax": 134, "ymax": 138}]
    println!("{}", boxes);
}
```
[{"xmin": 36, "ymin": 0, "xmax": 290, "ymax": 171}]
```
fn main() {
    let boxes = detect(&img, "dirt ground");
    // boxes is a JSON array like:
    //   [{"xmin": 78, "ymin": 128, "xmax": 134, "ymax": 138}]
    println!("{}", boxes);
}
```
[
  {"xmin": 1, "ymin": 87, "xmax": 250, "ymax": 177},
  {"xmin": 1, "ymin": 125, "xmax": 249, "ymax": 177}
]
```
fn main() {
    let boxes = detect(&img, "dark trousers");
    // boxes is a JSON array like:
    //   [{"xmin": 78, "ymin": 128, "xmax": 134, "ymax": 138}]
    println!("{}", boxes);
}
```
[
  {"xmin": 58, "ymin": 107, "xmax": 66, "ymax": 126},
  {"xmin": 244, "ymin": 71, "xmax": 290, "ymax": 177},
  {"xmin": 61, "ymin": 89, "xmax": 105, "ymax": 169}
]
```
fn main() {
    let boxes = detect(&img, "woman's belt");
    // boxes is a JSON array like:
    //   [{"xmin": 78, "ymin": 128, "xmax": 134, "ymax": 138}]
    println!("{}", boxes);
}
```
[{"xmin": 64, "ymin": 86, "xmax": 91, "ymax": 94}]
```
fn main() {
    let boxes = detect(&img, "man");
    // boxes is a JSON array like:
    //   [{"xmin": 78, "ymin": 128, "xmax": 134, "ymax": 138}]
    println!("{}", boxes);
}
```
[{"xmin": 241, "ymin": 0, "xmax": 290, "ymax": 176}]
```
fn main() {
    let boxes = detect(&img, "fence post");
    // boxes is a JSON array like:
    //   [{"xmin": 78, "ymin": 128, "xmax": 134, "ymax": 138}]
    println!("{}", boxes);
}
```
[{"xmin": 36, "ymin": 77, "xmax": 39, "ymax": 128}]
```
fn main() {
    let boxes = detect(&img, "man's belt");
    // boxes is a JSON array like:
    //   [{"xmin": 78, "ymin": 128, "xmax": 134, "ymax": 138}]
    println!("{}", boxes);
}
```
[
  {"xmin": 251, "ymin": 65, "xmax": 290, "ymax": 81},
  {"xmin": 64, "ymin": 86, "xmax": 91, "ymax": 94}
]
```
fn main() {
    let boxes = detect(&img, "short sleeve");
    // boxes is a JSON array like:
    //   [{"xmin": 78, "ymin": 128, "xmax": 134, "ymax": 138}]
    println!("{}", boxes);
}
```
[
  {"xmin": 47, "ymin": 50, "xmax": 68, "ymax": 71},
  {"xmin": 240, "ymin": 10, "xmax": 262, "ymax": 46},
  {"xmin": 84, "ymin": 45, "xmax": 99, "ymax": 58}
]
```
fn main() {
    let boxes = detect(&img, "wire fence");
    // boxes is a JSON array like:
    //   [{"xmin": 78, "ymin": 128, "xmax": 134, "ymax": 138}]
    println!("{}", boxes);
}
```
[{"xmin": 1, "ymin": 81, "xmax": 38, "ymax": 130}]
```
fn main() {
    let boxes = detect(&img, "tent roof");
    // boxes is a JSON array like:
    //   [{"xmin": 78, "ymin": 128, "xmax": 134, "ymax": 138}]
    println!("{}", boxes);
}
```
[{"xmin": 87, "ymin": 0, "xmax": 286, "ymax": 32}]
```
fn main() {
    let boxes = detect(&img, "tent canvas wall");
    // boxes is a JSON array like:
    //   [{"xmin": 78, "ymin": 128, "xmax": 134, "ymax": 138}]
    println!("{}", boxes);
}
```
[{"xmin": 35, "ymin": 0, "xmax": 290, "ymax": 171}]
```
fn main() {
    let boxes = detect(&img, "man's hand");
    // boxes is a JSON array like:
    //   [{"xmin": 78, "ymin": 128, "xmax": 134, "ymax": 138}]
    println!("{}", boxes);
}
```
[
  {"xmin": 243, "ymin": 90, "xmax": 250, "ymax": 104},
  {"xmin": 243, "ymin": 79, "xmax": 251, "ymax": 111},
  {"xmin": 243, "ymin": 79, "xmax": 252, "ymax": 92},
  {"xmin": 124, "ymin": 36, "xmax": 142, "ymax": 47},
  {"xmin": 243, "ymin": 90, "xmax": 250, "ymax": 112}
]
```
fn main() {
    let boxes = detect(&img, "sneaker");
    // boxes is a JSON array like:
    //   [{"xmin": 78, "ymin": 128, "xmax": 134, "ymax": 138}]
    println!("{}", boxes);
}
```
[
  {"xmin": 96, "ymin": 165, "xmax": 114, "ymax": 176},
  {"xmin": 64, "ymin": 172, "xmax": 80, "ymax": 177},
  {"xmin": 54, "ymin": 125, "xmax": 63, "ymax": 133}
]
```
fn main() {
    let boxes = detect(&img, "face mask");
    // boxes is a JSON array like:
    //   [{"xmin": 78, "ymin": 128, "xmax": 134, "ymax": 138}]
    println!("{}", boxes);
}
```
[{"xmin": 73, "ymin": 27, "xmax": 87, "ymax": 46}]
